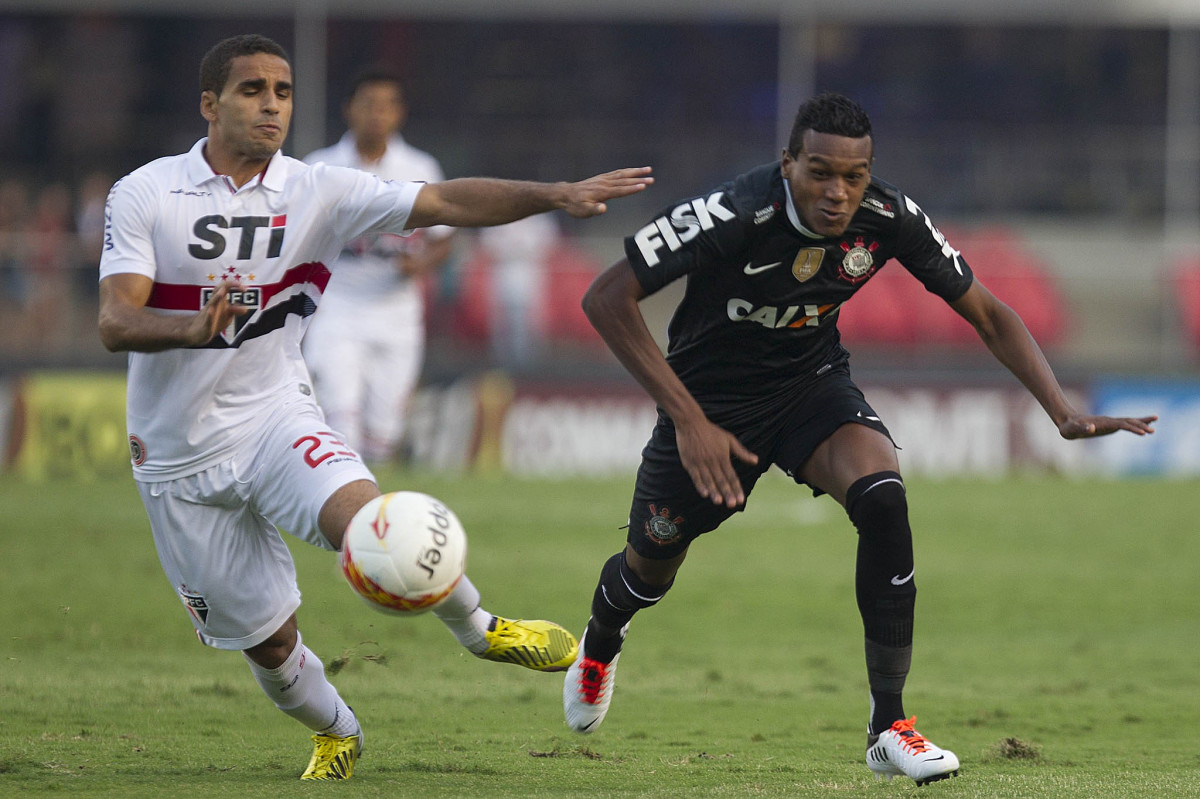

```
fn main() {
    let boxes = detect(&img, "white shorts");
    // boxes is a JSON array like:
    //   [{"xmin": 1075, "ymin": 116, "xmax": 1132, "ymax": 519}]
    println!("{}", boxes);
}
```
[{"xmin": 137, "ymin": 404, "xmax": 375, "ymax": 650}]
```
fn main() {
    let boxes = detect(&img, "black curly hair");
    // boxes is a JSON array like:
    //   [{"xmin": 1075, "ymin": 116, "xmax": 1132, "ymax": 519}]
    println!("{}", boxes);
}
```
[{"xmin": 786, "ymin": 93, "xmax": 872, "ymax": 155}]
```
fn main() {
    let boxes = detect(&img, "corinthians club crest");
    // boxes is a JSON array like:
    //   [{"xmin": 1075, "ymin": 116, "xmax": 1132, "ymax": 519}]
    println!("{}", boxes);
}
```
[
  {"xmin": 838, "ymin": 236, "xmax": 880, "ymax": 284},
  {"xmin": 644, "ymin": 503, "xmax": 684, "ymax": 546}
]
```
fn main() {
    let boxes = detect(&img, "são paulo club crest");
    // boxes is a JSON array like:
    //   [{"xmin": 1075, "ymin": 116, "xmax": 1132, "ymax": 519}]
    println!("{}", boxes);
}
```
[
  {"xmin": 128, "ymin": 434, "xmax": 147, "ymax": 466},
  {"xmin": 201, "ymin": 268, "xmax": 262, "ymax": 343},
  {"xmin": 838, "ymin": 236, "xmax": 880, "ymax": 284}
]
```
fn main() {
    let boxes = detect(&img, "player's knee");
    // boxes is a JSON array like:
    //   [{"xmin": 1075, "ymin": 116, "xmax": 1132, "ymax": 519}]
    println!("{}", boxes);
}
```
[
  {"xmin": 591, "ymin": 550, "xmax": 675, "ymax": 631},
  {"xmin": 245, "ymin": 615, "xmax": 299, "ymax": 669},
  {"xmin": 845, "ymin": 471, "xmax": 909, "ymax": 539},
  {"xmin": 318, "ymin": 479, "xmax": 381, "ymax": 549}
]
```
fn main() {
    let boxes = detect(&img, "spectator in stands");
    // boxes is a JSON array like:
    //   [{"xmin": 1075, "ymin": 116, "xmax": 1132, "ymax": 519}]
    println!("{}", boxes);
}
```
[
  {"xmin": 75, "ymin": 171, "xmax": 112, "ymax": 302},
  {"xmin": 0, "ymin": 179, "xmax": 29, "ymax": 313},
  {"xmin": 478, "ymin": 213, "xmax": 559, "ymax": 368},
  {"xmin": 25, "ymin": 182, "xmax": 75, "ymax": 349}
]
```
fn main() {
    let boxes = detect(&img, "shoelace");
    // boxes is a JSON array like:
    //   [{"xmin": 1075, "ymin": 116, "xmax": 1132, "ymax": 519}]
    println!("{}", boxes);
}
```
[
  {"xmin": 310, "ymin": 736, "xmax": 355, "ymax": 777},
  {"xmin": 491, "ymin": 619, "xmax": 517, "ymax": 640},
  {"xmin": 890, "ymin": 717, "xmax": 931, "ymax": 754},
  {"xmin": 578, "ymin": 659, "xmax": 609, "ymax": 704}
]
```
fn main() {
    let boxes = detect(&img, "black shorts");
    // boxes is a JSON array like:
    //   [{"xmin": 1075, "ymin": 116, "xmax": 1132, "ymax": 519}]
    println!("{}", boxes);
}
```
[{"xmin": 626, "ymin": 364, "xmax": 893, "ymax": 560}]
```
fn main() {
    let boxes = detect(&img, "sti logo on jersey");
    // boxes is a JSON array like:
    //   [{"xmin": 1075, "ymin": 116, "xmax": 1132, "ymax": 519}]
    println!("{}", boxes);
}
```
[
  {"xmin": 634, "ymin": 192, "xmax": 735, "ymax": 266},
  {"xmin": 189, "ymin": 215, "xmax": 287, "ymax": 260},
  {"xmin": 200, "ymin": 285, "xmax": 262, "ymax": 342}
]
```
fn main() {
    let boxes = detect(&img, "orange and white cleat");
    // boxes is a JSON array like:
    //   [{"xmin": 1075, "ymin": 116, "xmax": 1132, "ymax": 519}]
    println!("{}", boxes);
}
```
[{"xmin": 865, "ymin": 717, "xmax": 960, "ymax": 785}]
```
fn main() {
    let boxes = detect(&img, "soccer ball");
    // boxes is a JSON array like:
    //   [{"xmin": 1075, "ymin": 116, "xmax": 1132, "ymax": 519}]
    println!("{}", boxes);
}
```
[{"xmin": 339, "ymin": 491, "xmax": 467, "ymax": 615}]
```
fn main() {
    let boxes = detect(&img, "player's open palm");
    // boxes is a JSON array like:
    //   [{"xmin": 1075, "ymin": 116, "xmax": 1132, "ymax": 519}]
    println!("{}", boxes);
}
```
[
  {"xmin": 562, "ymin": 167, "xmax": 653, "ymax": 218},
  {"xmin": 1058, "ymin": 413, "xmax": 1157, "ymax": 439},
  {"xmin": 676, "ymin": 418, "xmax": 758, "ymax": 508}
]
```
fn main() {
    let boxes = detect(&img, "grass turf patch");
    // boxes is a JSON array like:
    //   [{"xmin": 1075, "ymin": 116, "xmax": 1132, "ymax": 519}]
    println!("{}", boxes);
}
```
[{"xmin": 1, "ymin": 471, "xmax": 1197, "ymax": 797}]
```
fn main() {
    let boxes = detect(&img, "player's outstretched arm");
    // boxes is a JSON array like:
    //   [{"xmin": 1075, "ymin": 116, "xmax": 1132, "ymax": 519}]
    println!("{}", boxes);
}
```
[
  {"xmin": 583, "ymin": 258, "xmax": 757, "ymax": 507},
  {"xmin": 949, "ymin": 279, "xmax": 1157, "ymax": 439},
  {"xmin": 406, "ymin": 167, "xmax": 653, "ymax": 229},
  {"xmin": 99, "ymin": 273, "xmax": 251, "ymax": 353}
]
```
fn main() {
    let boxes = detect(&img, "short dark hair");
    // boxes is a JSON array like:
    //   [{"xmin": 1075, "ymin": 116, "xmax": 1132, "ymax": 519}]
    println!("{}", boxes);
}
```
[
  {"xmin": 787, "ymin": 93, "xmax": 872, "ymax": 155},
  {"xmin": 199, "ymin": 34, "xmax": 291, "ymax": 96},
  {"xmin": 347, "ymin": 67, "xmax": 405, "ymax": 101}
]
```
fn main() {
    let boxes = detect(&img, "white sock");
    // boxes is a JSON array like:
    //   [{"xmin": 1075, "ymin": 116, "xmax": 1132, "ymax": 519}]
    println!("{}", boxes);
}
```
[
  {"xmin": 244, "ymin": 633, "xmax": 359, "ymax": 737},
  {"xmin": 432, "ymin": 575, "xmax": 492, "ymax": 654}
]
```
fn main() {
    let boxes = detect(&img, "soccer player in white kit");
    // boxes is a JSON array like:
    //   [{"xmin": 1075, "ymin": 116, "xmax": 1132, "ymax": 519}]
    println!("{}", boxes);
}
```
[
  {"xmin": 302, "ymin": 69, "xmax": 452, "ymax": 462},
  {"xmin": 97, "ymin": 34, "xmax": 653, "ymax": 781}
]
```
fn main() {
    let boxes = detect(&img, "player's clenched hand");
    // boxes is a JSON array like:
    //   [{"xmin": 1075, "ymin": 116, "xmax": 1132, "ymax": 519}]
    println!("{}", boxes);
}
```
[
  {"xmin": 187, "ymin": 281, "xmax": 252, "ymax": 346},
  {"xmin": 1058, "ymin": 413, "xmax": 1157, "ymax": 439},
  {"xmin": 675, "ymin": 417, "xmax": 758, "ymax": 508},
  {"xmin": 560, "ymin": 167, "xmax": 654, "ymax": 218}
]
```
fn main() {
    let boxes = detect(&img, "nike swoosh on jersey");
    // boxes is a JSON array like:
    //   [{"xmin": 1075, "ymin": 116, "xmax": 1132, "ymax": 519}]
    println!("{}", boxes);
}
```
[
  {"xmin": 743, "ymin": 260, "xmax": 783, "ymax": 275},
  {"xmin": 857, "ymin": 410, "xmax": 882, "ymax": 422},
  {"xmin": 891, "ymin": 569, "xmax": 915, "ymax": 586}
]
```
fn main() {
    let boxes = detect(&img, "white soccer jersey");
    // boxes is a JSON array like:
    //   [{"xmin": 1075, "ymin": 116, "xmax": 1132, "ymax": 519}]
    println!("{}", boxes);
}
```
[
  {"xmin": 303, "ymin": 132, "xmax": 452, "ymax": 303},
  {"xmin": 99, "ymin": 137, "xmax": 423, "ymax": 479}
]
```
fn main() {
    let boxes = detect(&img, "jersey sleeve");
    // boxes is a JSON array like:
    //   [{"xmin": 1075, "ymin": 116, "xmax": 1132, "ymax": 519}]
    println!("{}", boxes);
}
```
[
  {"xmin": 317, "ymin": 164, "xmax": 424, "ymax": 243},
  {"xmin": 892, "ymin": 193, "xmax": 974, "ymax": 302},
  {"xmin": 622, "ymin": 188, "xmax": 747, "ymax": 295},
  {"xmin": 98, "ymin": 173, "xmax": 158, "ymax": 282}
]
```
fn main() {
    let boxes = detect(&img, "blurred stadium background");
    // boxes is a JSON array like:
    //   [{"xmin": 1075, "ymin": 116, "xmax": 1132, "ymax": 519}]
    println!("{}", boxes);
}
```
[{"xmin": 2, "ymin": 0, "xmax": 1199, "ymax": 481}]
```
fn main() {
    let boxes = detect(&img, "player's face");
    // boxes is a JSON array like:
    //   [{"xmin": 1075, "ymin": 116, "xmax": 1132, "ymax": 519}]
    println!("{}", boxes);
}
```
[
  {"xmin": 346, "ymin": 81, "xmax": 405, "ymax": 148},
  {"xmin": 781, "ymin": 131, "xmax": 873, "ymax": 237},
  {"xmin": 202, "ymin": 53, "xmax": 293, "ymax": 162}
]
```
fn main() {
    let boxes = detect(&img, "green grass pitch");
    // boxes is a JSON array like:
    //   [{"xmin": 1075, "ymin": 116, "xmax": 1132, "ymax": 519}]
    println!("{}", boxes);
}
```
[{"xmin": 1, "ymin": 469, "xmax": 1197, "ymax": 798}]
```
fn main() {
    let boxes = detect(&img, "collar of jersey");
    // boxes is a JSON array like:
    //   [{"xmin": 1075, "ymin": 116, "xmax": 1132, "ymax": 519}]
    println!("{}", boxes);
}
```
[
  {"xmin": 783, "ymin": 181, "xmax": 825, "ymax": 240},
  {"xmin": 331, "ymin": 131, "xmax": 410, "ymax": 171},
  {"xmin": 186, "ymin": 137, "xmax": 290, "ymax": 193}
]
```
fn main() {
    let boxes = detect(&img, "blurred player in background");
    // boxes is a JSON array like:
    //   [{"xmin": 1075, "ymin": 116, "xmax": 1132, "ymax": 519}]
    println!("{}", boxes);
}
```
[
  {"xmin": 562, "ymin": 92, "xmax": 1155, "ymax": 785},
  {"xmin": 302, "ymin": 69, "xmax": 452, "ymax": 463},
  {"xmin": 97, "ymin": 34, "xmax": 651, "ymax": 782}
]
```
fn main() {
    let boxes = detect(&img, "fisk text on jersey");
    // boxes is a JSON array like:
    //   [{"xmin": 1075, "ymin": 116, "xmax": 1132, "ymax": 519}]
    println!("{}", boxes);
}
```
[{"xmin": 633, "ymin": 192, "xmax": 735, "ymax": 267}]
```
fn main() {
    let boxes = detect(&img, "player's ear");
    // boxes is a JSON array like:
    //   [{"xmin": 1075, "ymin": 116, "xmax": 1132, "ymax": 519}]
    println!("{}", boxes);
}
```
[
  {"xmin": 200, "ymin": 90, "xmax": 219, "ymax": 123},
  {"xmin": 781, "ymin": 149, "xmax": 797, "ymax": 177}
]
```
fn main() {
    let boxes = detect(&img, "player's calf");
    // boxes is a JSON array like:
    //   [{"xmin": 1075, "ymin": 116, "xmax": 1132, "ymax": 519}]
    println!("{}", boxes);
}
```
[{"xmin": 584, "ymin": 550, "xmax": 671, "ymax": 663}]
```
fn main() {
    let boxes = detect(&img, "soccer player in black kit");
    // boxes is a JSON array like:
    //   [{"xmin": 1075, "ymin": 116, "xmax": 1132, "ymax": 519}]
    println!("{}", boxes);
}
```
[{"xmin": 561, "ymin": 93, "xmax": 1156, "ymax": 785}]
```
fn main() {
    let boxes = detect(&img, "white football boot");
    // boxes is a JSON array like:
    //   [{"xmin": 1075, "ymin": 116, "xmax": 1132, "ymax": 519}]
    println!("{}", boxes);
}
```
[
  {"xmin": 563, "ymin": 626, "xmax": 625, "ymax": 733},
  {"xmin": 865, "ymin": 717, "xmax": 960, "ymax": 785}
]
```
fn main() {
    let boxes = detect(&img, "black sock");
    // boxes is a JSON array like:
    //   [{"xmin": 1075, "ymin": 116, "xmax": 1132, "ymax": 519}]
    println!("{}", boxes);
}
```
[
  {"xmin": 865, "ymin": 638, "xmax": 912, "ymax": 734},
  {"xmin": 585, "ymin": 551, "xmax": 672, "ymax": 662},
  {"xmin": 870, "ymin": 690, "xmax": 907, "ymax": 736},
  {"xmin": 847, "ymin": 472, "xmax": 916, "ymax": 649},
  {"xmin": 846, "ymin": 472, "xmax": 917, "ymax": 737}
]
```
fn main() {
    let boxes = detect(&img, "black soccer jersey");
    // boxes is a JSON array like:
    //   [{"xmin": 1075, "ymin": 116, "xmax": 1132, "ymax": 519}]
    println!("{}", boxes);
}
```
[{"xmin": 623, "ymin": 161, "xmax": 974, "ymax": 424}]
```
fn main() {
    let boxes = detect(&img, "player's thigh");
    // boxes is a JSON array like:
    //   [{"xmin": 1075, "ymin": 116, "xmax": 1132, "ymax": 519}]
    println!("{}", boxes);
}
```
[
  {"xmin": 792, "ymin": 424, "xmax": 899, "ymax": 507},
  {"xmin": 773, "ymin": 368, "xmax": 899, "ymax": 507},
  {"xmin": 627, "ymin": 419, "xmax": 766, "ymax": 560},
  {"xmin": 137, "ymin": 469, "xmax": 300, "ymax": 651},
  {"xmin": 245, "ymin": 404, "xmax": 377, "ymax": 551}
]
